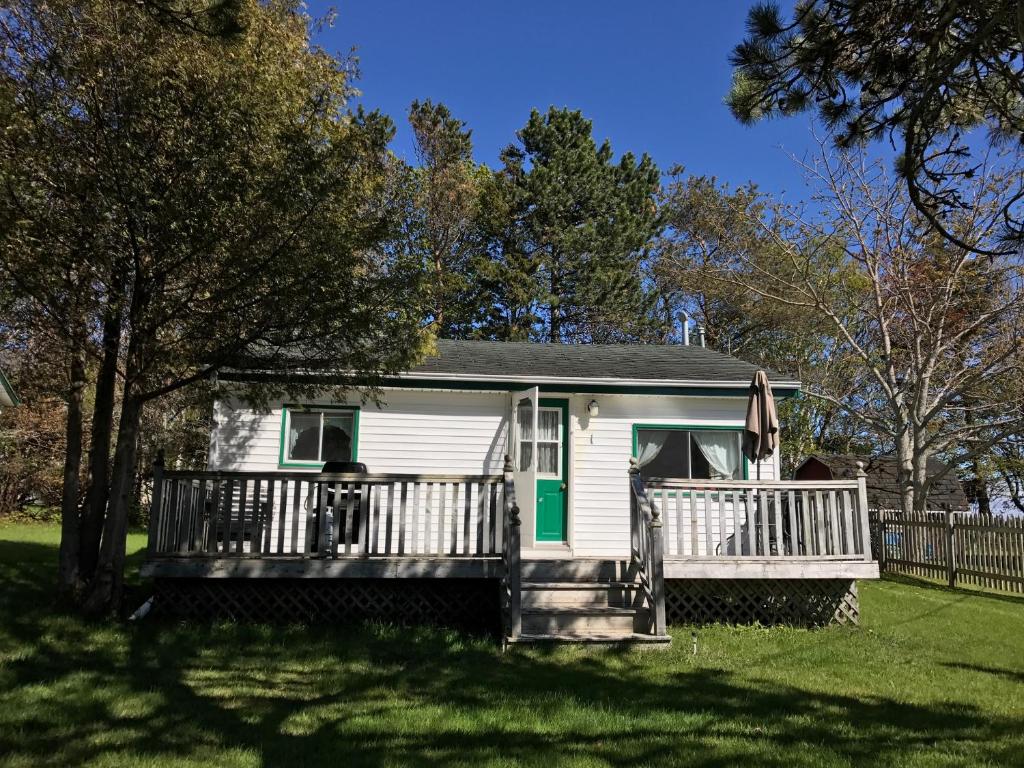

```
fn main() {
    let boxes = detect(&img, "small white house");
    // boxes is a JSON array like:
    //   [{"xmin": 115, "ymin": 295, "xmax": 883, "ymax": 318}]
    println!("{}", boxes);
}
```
[
  {"xmin": 210, "ymin": 340, "xmax": 794, "ymax": 556},
  {"xmin": 144, "ymin": 340, "xmax": 877, "ymax": 642}
]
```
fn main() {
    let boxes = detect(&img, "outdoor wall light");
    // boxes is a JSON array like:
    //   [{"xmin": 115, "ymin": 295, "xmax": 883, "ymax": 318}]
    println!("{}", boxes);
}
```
[{"xmin": 587, "ymin": 399, "xmax": 599, "ymax": 417}]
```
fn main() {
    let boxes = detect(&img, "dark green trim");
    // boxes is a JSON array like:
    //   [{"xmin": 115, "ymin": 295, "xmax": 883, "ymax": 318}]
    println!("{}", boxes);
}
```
[
  {"xmin": 279, "ymin": 404, "xmax": 360, "ymax": 469},
  {"xmin": 631, "ymin": 423, "xmax": 749, "ymax": 481},
  {"xmin": 219, "ymin": 371, "xmax": 799, "ymax": 399},
  {"xmin": 0, "ymin": 369, "xmax": 19, "ymax": 407}
]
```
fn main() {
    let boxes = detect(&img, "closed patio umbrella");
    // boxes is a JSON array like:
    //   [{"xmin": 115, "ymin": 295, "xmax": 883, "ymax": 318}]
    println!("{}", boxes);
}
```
[
  {"xmin": 744, "ymin": 370, "xmax": 780, "ymax": 554},
  {"xmin": 743, "ymin": 370, "xmax": 779, "ymax": 480}
]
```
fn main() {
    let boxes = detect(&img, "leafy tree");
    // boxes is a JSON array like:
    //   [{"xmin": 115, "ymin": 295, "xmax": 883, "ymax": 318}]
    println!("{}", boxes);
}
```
[
  {"xmin": 655, "ymin": 170, "xmax": 872, "ymax": 474},
  {"xmin": 484, "ymin": 108, "xmax": 662, "ymax": 342},
  {"xmin": 0, "ymin": 0, "xmax": 427, "ymax": 612},
  {"xmin": 728, "ymin": 0, "xmax": 1024, "ymax": 255},
  {"xmin": 708, "ymin": 145, "xmax": 1024, "ymax": 514}
]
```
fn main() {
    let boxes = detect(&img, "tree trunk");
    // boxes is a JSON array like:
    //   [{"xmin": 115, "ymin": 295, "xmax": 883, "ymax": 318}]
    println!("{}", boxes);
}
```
[
  {"xmin": 57, "ymin": 343, "xmax": 87, "ymax": 598},
  {"xmin": 895, "ymin": 427, "xmax": 915, "ymax": 516},
  {"xmin": 79, "ymin": 309, "xmax": 122, "ymax": 581},
  {"xmin": 82, "ymin": 393, "xmax": 143, "ymax": 616}
]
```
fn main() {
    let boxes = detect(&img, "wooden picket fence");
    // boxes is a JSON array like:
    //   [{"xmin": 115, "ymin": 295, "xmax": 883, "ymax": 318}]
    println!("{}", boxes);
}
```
[{"xmin": 872, "ymin": 509, "xmax": 1024, "ymax": 594}]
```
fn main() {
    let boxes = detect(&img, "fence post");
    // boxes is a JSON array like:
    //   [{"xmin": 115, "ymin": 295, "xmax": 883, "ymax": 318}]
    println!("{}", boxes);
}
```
[
  {"xmin": 856, "ymin": 462, "xmax": 873, "ymax": 562},
  {"xmin": 147, "ymin": 450, "xmax": 165, "ymax": 557},
  {"xmin": 945, "ymin": 504, "xmax": 956, "ymax": 588}
]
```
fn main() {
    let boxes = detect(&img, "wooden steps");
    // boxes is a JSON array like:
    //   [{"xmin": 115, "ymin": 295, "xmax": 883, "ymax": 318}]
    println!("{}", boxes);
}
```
[{"xmin": 509, "ymin": 559, "xmax": 670, "ymax": 647}]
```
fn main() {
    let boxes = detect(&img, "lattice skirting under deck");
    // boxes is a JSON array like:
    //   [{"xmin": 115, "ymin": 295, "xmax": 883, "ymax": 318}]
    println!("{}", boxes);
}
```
[
  {"xmin": 152, "ymin": 578, "xmax": 502, "ymax": 634},
  {"xmin": 665, "ymin": 578, "xmax": 859, "ymax": 627}
]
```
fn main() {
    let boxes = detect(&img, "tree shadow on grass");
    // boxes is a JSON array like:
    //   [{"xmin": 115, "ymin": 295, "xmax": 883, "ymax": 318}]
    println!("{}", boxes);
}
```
[
  {"xmin": 881, "ymin": 572, "xmax": 1024, "ymax": 606},
  {"xmin": 1, "ymin": 538, "xmax": 1022, "ymax": 767}
]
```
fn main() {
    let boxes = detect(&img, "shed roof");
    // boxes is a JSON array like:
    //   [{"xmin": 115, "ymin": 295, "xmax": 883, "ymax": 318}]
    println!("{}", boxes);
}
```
[{"xmin": 796, "ymin": 454, "xmax": 969, "ymax": 511}]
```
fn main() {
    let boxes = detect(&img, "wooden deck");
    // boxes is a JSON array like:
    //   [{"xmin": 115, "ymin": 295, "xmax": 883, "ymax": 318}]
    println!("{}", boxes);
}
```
[{"xmin": 142, "ymin": 458, "xmax": 878, "ymax": 638}]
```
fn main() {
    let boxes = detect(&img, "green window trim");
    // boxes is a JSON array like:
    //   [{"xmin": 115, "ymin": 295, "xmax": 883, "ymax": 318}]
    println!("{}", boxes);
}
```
[
  {"xmin": 278, "ymin": 404, "xmax": 360, "ymax": 469},
  {"xmin": 631, "ymin": 423, "xmax": 750, "ymax": 481}
]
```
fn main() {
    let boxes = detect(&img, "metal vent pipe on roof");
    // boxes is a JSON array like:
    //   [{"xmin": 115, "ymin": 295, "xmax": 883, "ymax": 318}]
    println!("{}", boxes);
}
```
[
  {"xmin": 695, "ymin": 324, "xmax": 706, "ymax": 348},
  {"xmin": 679, "ymin": 312, "xmax": 690, "ymax": 345}
]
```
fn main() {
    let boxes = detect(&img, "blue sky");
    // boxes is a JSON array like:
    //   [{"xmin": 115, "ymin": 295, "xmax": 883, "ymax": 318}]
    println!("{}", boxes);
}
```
[{"xmin": 314, "ymin": 1, "xmax": 824, "ymax": 202}]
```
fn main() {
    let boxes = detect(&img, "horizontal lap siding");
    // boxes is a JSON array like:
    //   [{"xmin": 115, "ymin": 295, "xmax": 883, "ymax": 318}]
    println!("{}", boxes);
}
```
[
  {"xmin": 211, "ymin": 390, "xmax": 508, "ymax": 475},
  {"xmin": 569, "ymin": 394, "xmax": 774, "ymax": 558},
  {"xmin": 208, "ymin": 388, "xmax": 775, "ymax": 559},
  {"xmin": 209, "ymin": 391, "xmax": 508, "ymax": 553}
]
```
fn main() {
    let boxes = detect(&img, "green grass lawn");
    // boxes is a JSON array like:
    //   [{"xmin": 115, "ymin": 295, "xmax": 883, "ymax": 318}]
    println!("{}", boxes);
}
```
[{"xmin": 0, "ymin": 523, "xmax": 1021, "ymax": 767}]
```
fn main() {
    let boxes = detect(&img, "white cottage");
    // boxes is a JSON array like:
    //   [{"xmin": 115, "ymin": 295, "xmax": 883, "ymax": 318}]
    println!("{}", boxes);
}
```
[{"xmin": 143, "ymin": 340, "xmax": 878, "ymax": 644}]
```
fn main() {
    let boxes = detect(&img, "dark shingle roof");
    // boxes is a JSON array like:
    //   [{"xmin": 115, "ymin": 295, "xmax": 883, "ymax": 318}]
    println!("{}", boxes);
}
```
[
  {"xmin": 797, "ymin": 454, "xmax": 969, "ymax": 511},
  {"xmin": 407, "ymin": 340, "xmax": 797, "ymax": 387}
]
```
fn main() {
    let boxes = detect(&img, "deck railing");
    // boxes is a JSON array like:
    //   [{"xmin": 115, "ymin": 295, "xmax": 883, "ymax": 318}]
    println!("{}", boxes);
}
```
[
  {"xmin": 628, "ymin": 459, "xmax": 667, "ymax": 636},
  {"xmin": 148, "ymin": 459, "xmax": 506, "ymax": 559},
  {"xmin": 643, "ymin": 470, "xmax": 873, "ymax": 561}
]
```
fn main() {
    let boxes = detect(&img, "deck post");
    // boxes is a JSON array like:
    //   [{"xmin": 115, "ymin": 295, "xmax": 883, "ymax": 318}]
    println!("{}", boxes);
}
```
[
  {"xmin": 856, "ymin": 462, "xmax": 872, "ymax": 561},
  {"xmin": 503, "ymin": 455, "xmax": 522, "ymax": 640},
  {"xmin": 944, "ymin": 504, "xmax": 956, "ymax": 588},
  {"xmin": 147, "ymin": 451, "xmax": 165, "ymax": 557},
  {"xmin": 649, "ymin": 498, "xmax": 667, "ymax": 637}
]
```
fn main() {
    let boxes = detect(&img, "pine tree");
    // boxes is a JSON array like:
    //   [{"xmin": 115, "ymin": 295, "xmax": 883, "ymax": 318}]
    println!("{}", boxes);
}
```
[{"xmin": 483, "ymin": 108, "xmax": 662, "ymax": 342}]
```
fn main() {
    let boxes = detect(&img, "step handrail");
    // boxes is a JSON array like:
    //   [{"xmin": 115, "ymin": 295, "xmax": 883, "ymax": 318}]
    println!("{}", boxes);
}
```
[{"xmin": 628, "ymin": 458, "xmax": 667, "ymax": 636}]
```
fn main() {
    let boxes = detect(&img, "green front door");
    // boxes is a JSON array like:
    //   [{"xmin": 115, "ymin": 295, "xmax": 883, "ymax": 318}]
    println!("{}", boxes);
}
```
[{"xmin": 535, "ymin": 398, "xmax": 569, "ymax": 542}]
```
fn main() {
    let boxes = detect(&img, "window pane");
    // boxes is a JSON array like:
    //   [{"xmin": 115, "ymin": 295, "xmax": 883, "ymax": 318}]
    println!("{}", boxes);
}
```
[
  {"xmin": 637, "ymin": 429, "xmax": 689, "ymax": 479},
  {"xmin": 517, "ymin": 400, "xmax": 533, "ymax": 440},
  {"xmin": 538, "ymin": 442, "xmax": 558, "ymax": 475},
  {"xmin": 288, "ymin": 412, "xmax": 320, "ymax": 461},
  {"xmin": 538, "ymin": 410, "xmax": 559, "ymax": 441},
  {"xmin": 321, "ymin": 413, "xmax": 354, "ymax": 462},
  {"xmin": 691, "ymin": 431, "xmax": 742, "ymax": 479},
  {"xmin": 518, "ymin": 442, "xmax": 533, "ymax": 472}
]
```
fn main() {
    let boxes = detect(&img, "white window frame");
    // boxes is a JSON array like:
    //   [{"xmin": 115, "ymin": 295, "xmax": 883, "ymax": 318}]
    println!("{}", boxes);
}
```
[{"xmin": 280, "ymin": 405, "xmax": 358, "ymax": 467}]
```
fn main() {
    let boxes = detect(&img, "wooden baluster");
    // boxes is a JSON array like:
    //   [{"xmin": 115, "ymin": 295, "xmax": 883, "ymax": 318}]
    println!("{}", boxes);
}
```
[
  {"xmin": 703, "ymin": 490, "xmax": 713, "ymax": 556},
  {"xmin": 329, "ymin": 479, "xmax": 342, "ymax": 559},
  {"xmin": 462, "ymin": 480, "xmax": 473, "ymax": 556},
  {"xmin": 772, "ymin": 489, "xmax": 783, "ymax": 557},
  {"xmin": 424, "ymin": 482, "xmax": 435, "ymax": 555},
  {"xmin": 290, "ymin": 479, "xmax": 302, "ymax": 556},
  {"xmin": 488, "ymin": 481, "xmax": 498, "ymax": 554},
  {"xmin": 745, "ymin": 489, "xmax": 756, "ymax": 557},
  {"xmin": 219, "ymin": 479, "xmax": 233, "ymax": 555},
  {"xmin": 359, "ymin": 482, "xmax": 371, "ymax": 555},
  {"xmin": 799, "ymin": 490, "xmax": 812, "ymax": 556},
  {"xmin": 812, "ymin": 490, "xmax": 825, "ymax": 557},
  {"xmin": 731, "ymin": 489, "xmax": 742, "ymax": 556},
  {"xmin": 262, "ymin": 479, "xmax": 275, "ymax": 555},
  {"xmin": 276, "ymin": 480, "xmax": 287, "ymax": 556},
  {"xmin": 841, "ymin": 489, "xmax": 856, "ymax": 556},
  {"xmin": 759, "ymin": 490, "xmax": 770, "ymax": 557},
  {"xmin": 383, "ymin": 482, "xmax": 395, "ymax": 555},
  {"xmin": 342, "ymin": 482, "xmax": 355, "ymax": 555},
  {"xmin": 475, "ymin": 481, "xmax": 485, "ymax": 556},
  {"xmin": 826, "ymin": 490, "xmax": 839, "ymax": 555},
  {"xmin": 236, "ymin": 479, "xmax": 248, "ymax": 557},
  {"xmin": 690, "ymin": 491, "xmax": 699, "ymax": 556},
  {"xmin": 449, "ymin": 482, "xmax": 460, "ymax": 556},
  {"xmin": 410, "ymin": 481, "xmax": 421, "ymax": 555},
  {"xmin": 251, "ymin": 479, "xmax": 263, "ymax": 556},
  {"xmin": 398, "ymin": 481, "xmax": 409, "ymax": 556},
  {"xmin": 786, "ymin": 489, "xmax": 797, "ymax": 556},
  {"xmin": 715, "ymin": 488, "xmax": 726, "ymax": 557}
]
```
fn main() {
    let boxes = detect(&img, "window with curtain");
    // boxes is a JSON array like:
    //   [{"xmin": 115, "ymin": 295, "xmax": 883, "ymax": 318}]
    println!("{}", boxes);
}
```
[
  {"xmin": 635, "ymin": 428, "xmax": 742, "ymax": 480},
  {"xmin": 284, "ymin": 408, "xmax": 356, "ymax": 464},
  {"xmin": 537, "ymin": 408, "xmax": 561, "ymax": 477}
]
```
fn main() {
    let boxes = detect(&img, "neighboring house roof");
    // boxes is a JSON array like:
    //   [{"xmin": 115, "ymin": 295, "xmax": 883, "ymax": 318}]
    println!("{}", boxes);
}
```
[
  {"xmin": 224, "ymin": 339, "xmax": 801, "ymax": 394},
  {"xmin": 0, "ymin": 368, "xmax": 18, "ymax": 408},
  {"xmin": 795, "ymin": 453, "xmax": 969, "ymax": 511}
]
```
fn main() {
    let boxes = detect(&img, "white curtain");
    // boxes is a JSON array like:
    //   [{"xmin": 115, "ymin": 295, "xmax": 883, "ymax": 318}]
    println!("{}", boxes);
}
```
[
  {"xmin": 692, "ymin": 431, "xmax": 741, "ymax": 479},
  {"xmin": 636, "ymin": 430, "xmax": 669, "ymax": 468}
]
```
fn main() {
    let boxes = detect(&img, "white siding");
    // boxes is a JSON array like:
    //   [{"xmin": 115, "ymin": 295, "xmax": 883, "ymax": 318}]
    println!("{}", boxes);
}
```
[
  {"xmin": 211, "ymin": 388, "xmax": 508, "ymax": 475},
  {"xmin": 209, "ymin": 387, "xmax": 774, "ymax": 558},
  {"xmin": 567, "ymin": 393, "xmax": 774, "ymax": 557}
]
